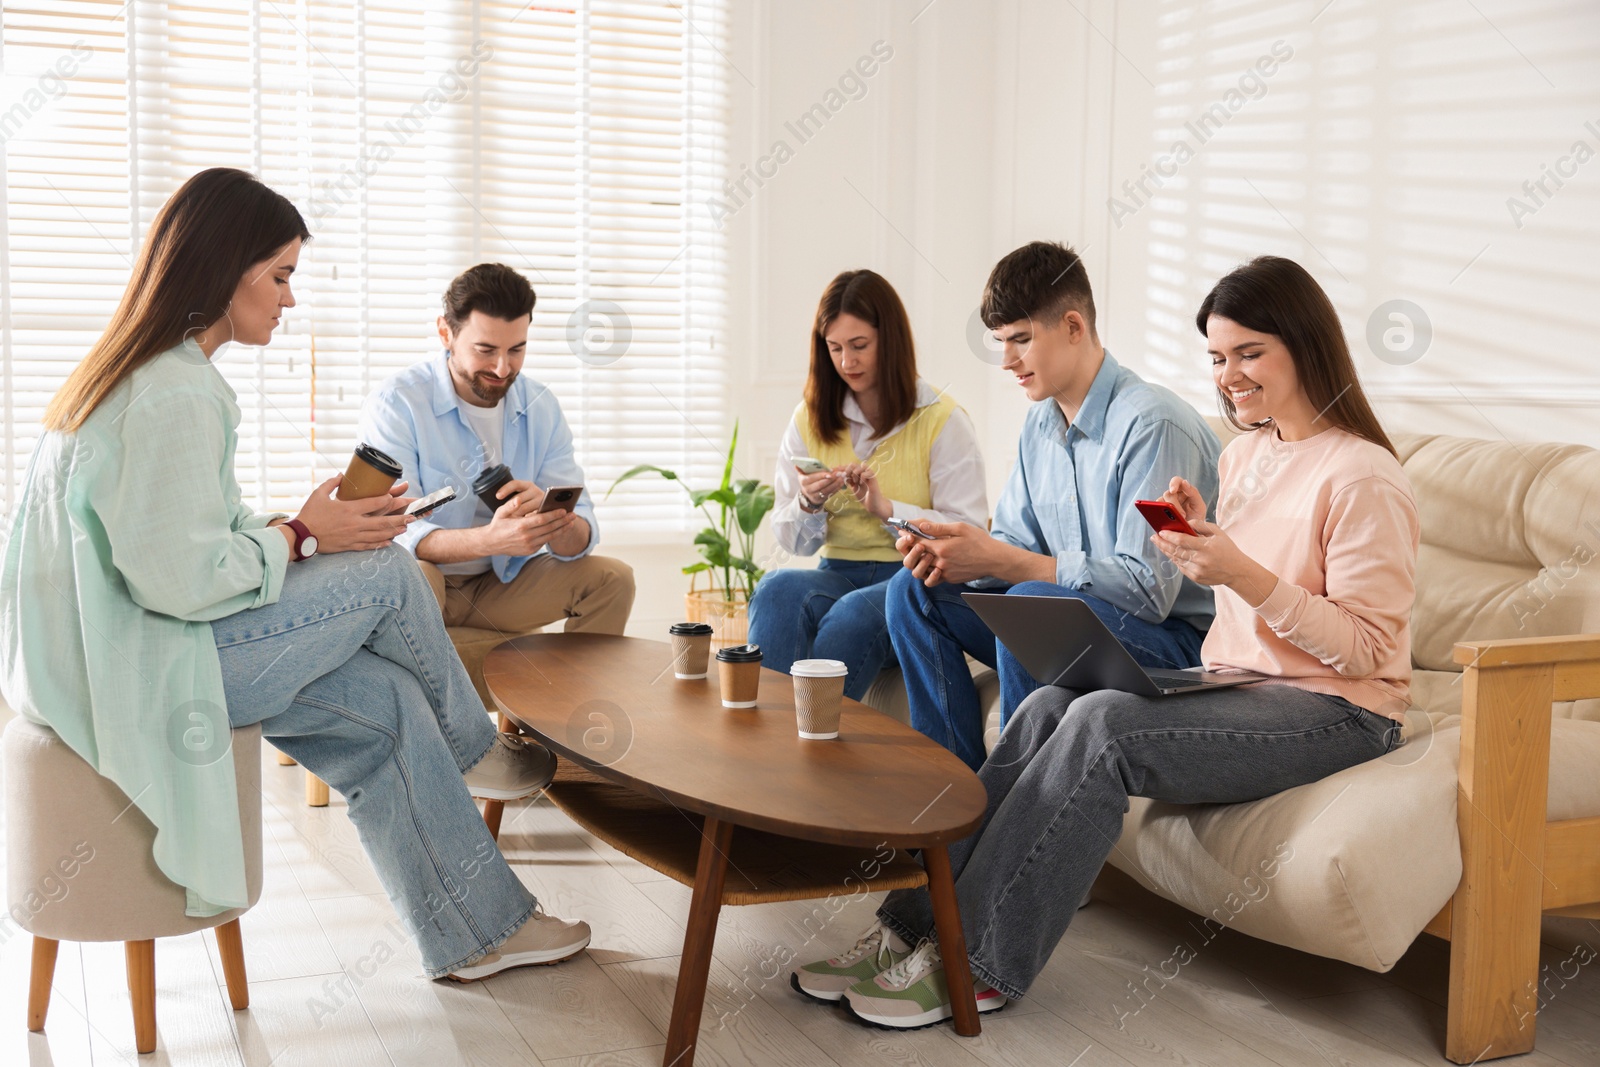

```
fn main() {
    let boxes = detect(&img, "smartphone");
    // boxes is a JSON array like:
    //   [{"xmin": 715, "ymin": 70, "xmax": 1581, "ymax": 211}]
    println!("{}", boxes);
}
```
[
  {"xmin": 883, "ymin": 516, "xmax": 937, "ymax": 540},
  {"xmin": 792, "ymin": 457, "xmax": 829, "ymax": 475},
  {"xmin": 405, "ymin": 485, "xmax": 457, "ymax": 518},
  {"xmin": 1135, "ymin": 499, "xmax": 1197, "ymax": 537},
  {"xmin": 537, "ymin": 485, "xmax": 584, "ymax": 515}
]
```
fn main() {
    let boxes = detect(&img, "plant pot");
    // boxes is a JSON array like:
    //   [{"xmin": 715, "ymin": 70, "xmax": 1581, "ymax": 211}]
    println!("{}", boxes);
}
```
[{"xmin": 685, "ymin": 573, "xmax": 750, "ymax": 651}]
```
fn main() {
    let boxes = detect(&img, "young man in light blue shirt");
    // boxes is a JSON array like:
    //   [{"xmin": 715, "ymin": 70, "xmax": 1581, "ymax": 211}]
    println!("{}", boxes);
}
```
[
  {"xmin": 359, "ymin": 263, "xmax": 635, "ymax": 636},
  {"xmin": 886, "ymin": 242, "xmax": 1220, "ymax": 770}
]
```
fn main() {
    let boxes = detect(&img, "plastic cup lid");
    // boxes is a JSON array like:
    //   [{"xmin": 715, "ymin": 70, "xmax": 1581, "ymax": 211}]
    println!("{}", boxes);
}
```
[
  {"xmin": 791, "ymin": 659, "xmax": 848, "ymax": 678},
  {"xmin": 715, "ymin": 644, "xmax": 763, "ymax": 663},
  {"xmin": 669, "ymin": 622, "xmax": 715, "ymax": 636}
]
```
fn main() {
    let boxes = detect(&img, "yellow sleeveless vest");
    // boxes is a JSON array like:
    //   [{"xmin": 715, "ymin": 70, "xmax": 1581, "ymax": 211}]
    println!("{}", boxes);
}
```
[{"xmin": 795, "ymin": 391, "xmax": 958, "ymax": 562}]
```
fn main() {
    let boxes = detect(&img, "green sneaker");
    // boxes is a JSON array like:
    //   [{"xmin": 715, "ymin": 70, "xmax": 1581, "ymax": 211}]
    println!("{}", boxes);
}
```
[
  {"xmin": 790, "ymin": 921, "xmax": 912, "ymax": 1003},
  {"xmin": 842, "ymin": 941, "xmax": 1007, "ymax": 1030}
]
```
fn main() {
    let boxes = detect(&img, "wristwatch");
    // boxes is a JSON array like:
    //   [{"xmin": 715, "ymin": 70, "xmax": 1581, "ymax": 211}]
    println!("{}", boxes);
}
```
[{"xmin": 285, "ymin": 519, "xmax": 319, "ymax": 562}]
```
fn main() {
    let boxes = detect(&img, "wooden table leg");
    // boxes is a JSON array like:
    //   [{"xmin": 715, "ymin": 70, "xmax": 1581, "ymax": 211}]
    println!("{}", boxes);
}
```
[
  {"xmin": 662, "ymin": 817, "xmax": 734, "ymax": 1067},
  {"xmin": 925, "ymin": 844, "xmax": 981, "ymax": 1037}
]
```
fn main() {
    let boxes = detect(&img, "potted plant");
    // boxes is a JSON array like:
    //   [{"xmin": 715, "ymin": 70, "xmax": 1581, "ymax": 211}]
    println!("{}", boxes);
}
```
[{"xmin": 608, "ymin": 421, "xmax": 775, "ymax": 647}]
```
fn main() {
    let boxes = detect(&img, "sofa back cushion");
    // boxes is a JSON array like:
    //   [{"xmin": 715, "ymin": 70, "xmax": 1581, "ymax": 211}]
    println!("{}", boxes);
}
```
[{"xmin": 1394, "ymin": 433, "xmax": 1600, "ymax": 724}]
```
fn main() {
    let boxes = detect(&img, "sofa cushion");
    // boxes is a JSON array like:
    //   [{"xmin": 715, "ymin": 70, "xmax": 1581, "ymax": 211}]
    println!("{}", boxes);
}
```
[{"xmin": 1107, "ymin": 713, "xmax": 1600, "ymax": 971}]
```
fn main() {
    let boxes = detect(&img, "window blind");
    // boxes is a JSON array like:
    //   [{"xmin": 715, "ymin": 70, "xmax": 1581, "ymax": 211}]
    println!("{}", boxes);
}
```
[{"xmin": 0, "ymin": 0, "xmax": 730, "ymax": 534}]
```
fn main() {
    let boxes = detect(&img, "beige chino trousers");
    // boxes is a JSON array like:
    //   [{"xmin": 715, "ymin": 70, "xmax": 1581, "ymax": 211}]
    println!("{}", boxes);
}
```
[{"xmin": 419, "ymin": 553, "xmax": 635, "ymax": 636}]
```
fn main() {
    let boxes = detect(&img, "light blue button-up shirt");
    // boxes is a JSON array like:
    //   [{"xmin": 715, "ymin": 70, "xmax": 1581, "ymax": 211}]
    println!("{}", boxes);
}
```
[
  {"xmin": 358, "ymin": 353, "xmax": 598, "ymax": 582},
  {"xmin": 988, "ymin": 350, "xmax": 1221, "ymax": 631}
]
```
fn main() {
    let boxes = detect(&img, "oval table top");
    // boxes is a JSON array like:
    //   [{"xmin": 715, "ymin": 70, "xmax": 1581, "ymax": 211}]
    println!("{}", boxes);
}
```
[{"xmin": 483, "ymin": 633, "xmax": 987, "ymax": 848}]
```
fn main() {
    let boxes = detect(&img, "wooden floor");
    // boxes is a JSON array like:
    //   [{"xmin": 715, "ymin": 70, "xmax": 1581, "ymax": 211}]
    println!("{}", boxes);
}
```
[{"xmin": 4, "ymin": 725, "xmax": 1600, "ymax": 1066}]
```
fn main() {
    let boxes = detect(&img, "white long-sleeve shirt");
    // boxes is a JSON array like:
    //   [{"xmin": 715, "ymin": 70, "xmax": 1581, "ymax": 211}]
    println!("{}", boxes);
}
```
[{"xmin": 770, "ymin": 380, "xmax": 988, "ymax": 557}]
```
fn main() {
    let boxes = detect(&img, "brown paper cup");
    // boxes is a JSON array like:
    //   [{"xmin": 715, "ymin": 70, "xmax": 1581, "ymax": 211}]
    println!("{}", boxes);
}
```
[
  {"xmin": 718, "ymin": 659, "xmax": 761, "ymax": 708},
  {"xmin": 337, "ymin": 446, "xmax": 402, "ymax": 501},
  {"xmin": 671, "ymin": 633, "xmax": 712, "ymax": 679},
  {"xmin": 791, "ymin": 659, "xmax": 848, "ymax": 739}
]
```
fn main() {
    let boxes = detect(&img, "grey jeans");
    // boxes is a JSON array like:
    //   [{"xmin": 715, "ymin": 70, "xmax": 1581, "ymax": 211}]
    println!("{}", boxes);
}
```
[{"xmin": 878, "ymin": 682, "xmax": 1401, "ymax": 1001}]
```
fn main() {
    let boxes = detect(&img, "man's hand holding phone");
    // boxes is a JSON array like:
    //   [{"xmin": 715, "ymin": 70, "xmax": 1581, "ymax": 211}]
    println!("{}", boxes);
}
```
[
  {"xmin": 480, "ymin": 493, "xmax": 577, "ymax": 557},
  {"xmin": 895, "ymin": 520, "xmax": 1001, "ymax": 586}
]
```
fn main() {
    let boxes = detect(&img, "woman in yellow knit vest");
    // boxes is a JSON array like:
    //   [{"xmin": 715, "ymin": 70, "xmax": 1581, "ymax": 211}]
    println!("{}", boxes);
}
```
[{"xmin": 749, "ymin": 270, "xmax": 988, "ymax": 700}]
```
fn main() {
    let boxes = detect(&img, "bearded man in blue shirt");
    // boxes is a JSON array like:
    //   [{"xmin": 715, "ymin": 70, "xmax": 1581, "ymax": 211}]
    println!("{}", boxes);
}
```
[
  {"xmin": 886, "ymin": 242, "xmax": 1220, "ymax": 771},
  {"xmin": 359, "ymin": 263, "xmax": 635, "ymax": 637}
]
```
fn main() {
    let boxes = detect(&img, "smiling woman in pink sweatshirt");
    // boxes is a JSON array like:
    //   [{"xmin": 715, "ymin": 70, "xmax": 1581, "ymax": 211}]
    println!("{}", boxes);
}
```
[{"xmin": 787, "ymin": 255, "xmax": 1420, "ymax": 1032}]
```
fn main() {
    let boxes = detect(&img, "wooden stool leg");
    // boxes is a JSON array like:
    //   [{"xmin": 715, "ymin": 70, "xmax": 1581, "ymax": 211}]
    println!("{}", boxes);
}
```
[
  {"xmin": 216, "ymin": 918, "xmax": 250, "ymax": 1011},
  {"xmin": 28, "ymin": 937, "xmax": 58, "ymax": 1032},
  {"xmin": 926, "ymin": 844, "xmax": 981, "ymax": 1038},
  {"xmin": 305, "ymin": 771, "xmax": 330, "ymax": 807},
  {"xmin": 481, "ymin": 799, "xmax": 505, "ymax": 840},
  {"xmin": 275, "ymin": 749, "xmax": 297, "ymax": 766},
  {"xmin": 125, "ymin": 939, "xmax": 156, "ymax": 1054},
  {"xmin": 663, "ymin": 817, "xmax": 734, "ymax": 1067}
]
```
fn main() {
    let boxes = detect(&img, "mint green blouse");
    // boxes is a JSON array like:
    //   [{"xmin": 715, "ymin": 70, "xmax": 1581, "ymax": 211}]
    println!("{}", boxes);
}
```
[{"xmin": 0, "ymin": 341, "xmax": 290, "ymax": 917}]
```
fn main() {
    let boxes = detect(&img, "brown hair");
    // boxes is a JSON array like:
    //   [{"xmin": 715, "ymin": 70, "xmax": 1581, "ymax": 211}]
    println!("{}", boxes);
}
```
[
  {"xmin": 44, "ymin": 168, "xmax": 310, "ymax": 432},
  {"xmin": 1196, "ymin": 256, "xmax": 1396, "ymax": 458},
  {"xmin": 980, "ymin": 240, "xmax": 1097, "ymax": 334},
  {"xmin": 442, "ymin": 263, "xmax": 536, "ymax": 332},
  {"xmin": 805, "ymin": 270, "xmax": 917, "ymax": 442}
]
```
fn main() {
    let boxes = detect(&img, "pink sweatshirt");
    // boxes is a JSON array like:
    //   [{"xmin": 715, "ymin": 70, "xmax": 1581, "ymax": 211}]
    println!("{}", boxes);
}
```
[{"xmin": 1201, "ymin": 426, "xmax": 1419, "ymax": 720}]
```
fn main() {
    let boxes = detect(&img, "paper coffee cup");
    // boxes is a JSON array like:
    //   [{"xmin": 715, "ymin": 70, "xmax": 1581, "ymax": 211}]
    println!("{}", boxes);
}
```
[
  {"xmin": 338, "ymin": 443, "xmax": 403, "ymax": 501},
  {"xmin": 716, "ymin": 644, "xmax": 763, "ymax": 708},
  {"xmin": 668, "ymin": 622, "xmax": 714, "ymax": 679},
  {"xmin": 791, "ymin": 659, "xmax": 847, "ymax": 739}
]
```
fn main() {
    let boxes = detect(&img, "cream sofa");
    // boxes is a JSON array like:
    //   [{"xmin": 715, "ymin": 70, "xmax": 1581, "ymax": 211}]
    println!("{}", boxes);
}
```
[{"xmin": 862, "ymin": 425, "xmax": 1600, "ymax": 1063}]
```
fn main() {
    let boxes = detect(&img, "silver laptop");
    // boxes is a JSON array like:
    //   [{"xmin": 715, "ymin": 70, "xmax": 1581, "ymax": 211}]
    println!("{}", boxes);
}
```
[{"xmin": 962, "ymin": 592, "xmax": 1265, "ymax": 697}]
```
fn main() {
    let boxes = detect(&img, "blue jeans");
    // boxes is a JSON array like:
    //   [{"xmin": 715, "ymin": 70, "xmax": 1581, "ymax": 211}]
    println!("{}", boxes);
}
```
[
  {"xmin": 884, "ymin": 570, "xmax": 1205, "ymax": 772},
  {"xmin": 746, "ymin": 559, "xmax": 899, "ymax": 702},
  {"xmin": 878, "ymin": 682, "xmax": 1401, "ymax": 1001},
  {"xmin": 212, "ymin": 548, "xmax": 536, "ymax": 978}
]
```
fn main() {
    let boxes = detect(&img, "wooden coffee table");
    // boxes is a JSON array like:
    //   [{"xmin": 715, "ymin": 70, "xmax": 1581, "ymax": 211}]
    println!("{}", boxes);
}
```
[{"xmin": 484, "ymin": 634, "xmax": 989, "ymax": 1067}]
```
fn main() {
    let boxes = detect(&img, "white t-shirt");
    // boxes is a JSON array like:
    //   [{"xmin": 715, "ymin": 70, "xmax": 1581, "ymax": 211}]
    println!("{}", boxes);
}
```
[{"xmin": 438, "ymin": 399, "xmax": 506, "ymax": 577}]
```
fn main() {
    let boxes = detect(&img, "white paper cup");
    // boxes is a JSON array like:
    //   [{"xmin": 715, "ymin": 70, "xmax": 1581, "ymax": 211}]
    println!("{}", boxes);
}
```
[{"xmin": 791, "ymin": 659, "xmax": 848, "ymax": 739}]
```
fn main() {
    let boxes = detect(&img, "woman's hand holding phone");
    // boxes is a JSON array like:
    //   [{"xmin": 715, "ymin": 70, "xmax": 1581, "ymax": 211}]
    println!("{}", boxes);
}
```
[
  {"xmin": 1160, "ymin": 476, "xmax": 1207, "ymax": 526},
  {"xmin": 296, "ymin": 475, "xmax": 414, "ymax": 553},
  {"xmin": 1147, "ymin": 476, "xmax": 1278, "ymax": 605},
  {"xmin": 797, "ymin": 467, "xmax": 846, "ymax": 511}
]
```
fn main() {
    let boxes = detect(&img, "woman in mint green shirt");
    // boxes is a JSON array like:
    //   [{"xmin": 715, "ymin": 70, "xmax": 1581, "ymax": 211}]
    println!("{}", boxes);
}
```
[{"xmin": 0, "ymin": 168, "xmax": 588, "ymax": 980}]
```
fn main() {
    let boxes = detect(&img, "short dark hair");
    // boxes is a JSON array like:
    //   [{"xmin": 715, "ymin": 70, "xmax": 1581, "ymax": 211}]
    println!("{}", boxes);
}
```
[
  {"xmin": 442, "ymin": 263, "xmax": 535, "ymax": 332},
  {"xmin": 980, "ymin": 240, "xmax": 1097, "ymax": 335}
]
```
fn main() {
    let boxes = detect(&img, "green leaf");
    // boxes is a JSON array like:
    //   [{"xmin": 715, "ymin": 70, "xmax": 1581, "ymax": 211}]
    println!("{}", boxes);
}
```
[
  {"xmin": 694, "ymin": 529, "xmax": 732, "ymax": 568},
  {"xmin": 607, "ymin": 464, "xmax": 679, "ymax": 498},
  {"xmin": 681, "ymin": 562, "xmax": 711, "ymax": 575},
  {"xmin": 691, "ymin": 487, "xmax": 736, "ymax": 510},
  {"xmin": 720, "ymin": 420, "xmax": 739, "ymax": 493},
  {"xmin": 733, "ymin": 480, "xmax": 775, "ymax": 535}
]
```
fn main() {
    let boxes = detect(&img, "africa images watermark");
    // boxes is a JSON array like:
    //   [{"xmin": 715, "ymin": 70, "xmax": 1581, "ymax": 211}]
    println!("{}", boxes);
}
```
[
  {"xmin": 308, "ymin": 40, "xmax": 494, "ymax": 222},
  {"xmin": 704, "ymin": 40, "xmax": 894, "ymax": 229},
  {"xmin": 1505, "ymin": 116, "xmax": 1600, "ymax": 230},
  {"xmin": 1107, "ymin": 40, "xmax": 1295, "ymax": 229},
  {"xmin": 0, "ymin": 41, "xmax": 96, "ymax": 146}
]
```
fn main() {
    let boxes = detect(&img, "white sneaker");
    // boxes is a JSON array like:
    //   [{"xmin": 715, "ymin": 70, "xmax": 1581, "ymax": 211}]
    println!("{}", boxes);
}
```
[
  {"xmin": 446, "ymin": 908, "xmax": 592, "ymax": 982},
  {"xmin": 465, "ymin": 733, "xmax": 557, "ymax": 801}
]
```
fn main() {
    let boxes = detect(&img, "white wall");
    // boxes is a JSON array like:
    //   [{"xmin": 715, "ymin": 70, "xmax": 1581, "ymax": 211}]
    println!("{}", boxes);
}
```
[{"xmin": 624, "ymin": 0, "xmax": 1600, "ymax": 632}]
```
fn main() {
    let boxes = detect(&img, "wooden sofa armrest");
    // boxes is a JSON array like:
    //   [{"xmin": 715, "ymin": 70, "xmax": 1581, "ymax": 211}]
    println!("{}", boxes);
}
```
[{"xmin": 1443, "ymin": 632, "xmax": 1600, "ymax": 1061}]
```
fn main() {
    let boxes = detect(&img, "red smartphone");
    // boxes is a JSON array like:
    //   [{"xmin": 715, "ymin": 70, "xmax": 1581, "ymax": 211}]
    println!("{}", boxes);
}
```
[{"xmin": 1135, "ymin": 499, "xmax": 1197, "ymax": 537}]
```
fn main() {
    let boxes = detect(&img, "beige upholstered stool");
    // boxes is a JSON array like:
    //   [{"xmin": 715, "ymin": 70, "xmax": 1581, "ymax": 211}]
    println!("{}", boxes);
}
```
[{"xmin": 4, "ymin": 718, "xmax": 264, "ymax": 1054}]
